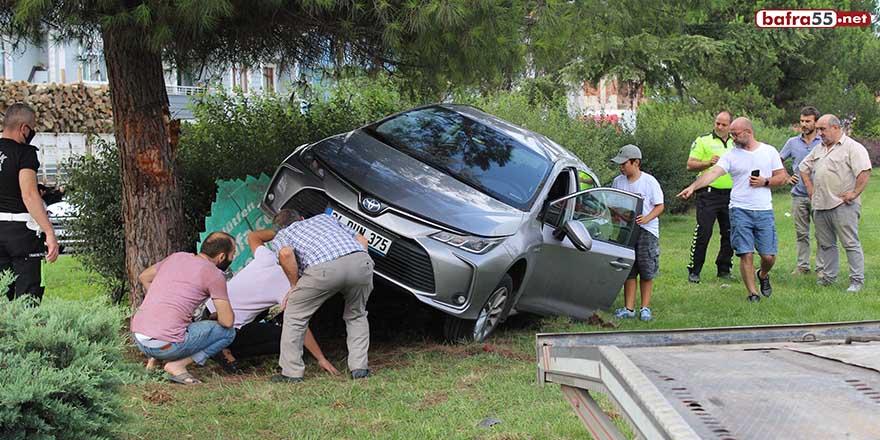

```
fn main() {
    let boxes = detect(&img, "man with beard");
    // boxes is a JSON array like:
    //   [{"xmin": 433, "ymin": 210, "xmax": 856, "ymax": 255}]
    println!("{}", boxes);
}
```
[
  {"xmin": 678, "ymin": 117, "xmax": 788, "ymax": 303},
  {"xmin": 799, "ymin": 114, "xmax": 872, "ymax": 293},
  {"xmin": 780, "ymin": 106, "xmax": 822, "ymax": 275},
  {"xmin": 131, "ymin": 232, "xmax": 237, "ymax": 384},
  {"xmin": 685, "ymin": 111, "xmax": 735, "ymax": 284}
]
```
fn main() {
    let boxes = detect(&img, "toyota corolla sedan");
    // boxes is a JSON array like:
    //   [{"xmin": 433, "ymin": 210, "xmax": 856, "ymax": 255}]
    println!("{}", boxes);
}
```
[{"xmin": 262, "ymin": 104, "xmax": 644, "ymax": 341}]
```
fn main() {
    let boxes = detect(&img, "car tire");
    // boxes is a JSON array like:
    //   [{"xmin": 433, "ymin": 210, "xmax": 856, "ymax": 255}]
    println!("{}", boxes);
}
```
[{"xmin": 443, "ymin": 274, "xmax": 514, "ymax": 343}]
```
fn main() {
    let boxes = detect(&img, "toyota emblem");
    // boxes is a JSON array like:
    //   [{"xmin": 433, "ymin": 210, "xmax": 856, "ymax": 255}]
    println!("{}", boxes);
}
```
[{"xmin": 361, "ymin": 197, "xmax": 382, "ymax": 213}]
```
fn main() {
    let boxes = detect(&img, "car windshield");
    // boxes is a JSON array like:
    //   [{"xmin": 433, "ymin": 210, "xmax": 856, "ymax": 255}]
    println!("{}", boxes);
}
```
[{"xmin": 367, "ymin": 107, "xmax": 552, "ymax": 210}]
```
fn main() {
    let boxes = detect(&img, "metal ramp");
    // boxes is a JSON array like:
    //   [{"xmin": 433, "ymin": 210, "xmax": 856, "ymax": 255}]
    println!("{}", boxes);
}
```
[{"xmin": 536, "ymin": 321, "xmax": 880, "ymax": 439}]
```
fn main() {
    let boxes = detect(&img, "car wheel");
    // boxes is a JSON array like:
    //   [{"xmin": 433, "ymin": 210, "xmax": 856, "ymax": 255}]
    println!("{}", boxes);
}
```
[{"xmin": 443, "ymin": 274, "xmax": 514, "ymax": 343}]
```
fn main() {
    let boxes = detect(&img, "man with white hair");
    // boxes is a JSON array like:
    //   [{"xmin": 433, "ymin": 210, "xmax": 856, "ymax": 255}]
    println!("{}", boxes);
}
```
[{"xmin": 799, "ymin": 114, "xmax": 872, "ymax": 292}]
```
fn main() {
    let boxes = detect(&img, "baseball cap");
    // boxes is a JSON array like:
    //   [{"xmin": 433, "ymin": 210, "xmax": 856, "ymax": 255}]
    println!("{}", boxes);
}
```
[{"xmin": 610, "ymin": 144, "xmax": 642, "ymax": 164}]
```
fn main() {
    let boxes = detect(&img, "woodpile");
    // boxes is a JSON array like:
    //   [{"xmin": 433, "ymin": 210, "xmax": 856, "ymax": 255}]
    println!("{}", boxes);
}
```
[{"xmin": 0, "ymin": 80, "xmax": 114, "ymax": 133}]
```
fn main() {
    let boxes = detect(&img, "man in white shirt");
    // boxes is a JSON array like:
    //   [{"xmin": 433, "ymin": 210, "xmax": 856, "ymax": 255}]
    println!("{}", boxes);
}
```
[
  {"xmin": 678, "ymin": 117, "xmax": 788, "ymax": 303},
  {"xmin": 207, "ymin": 212, "xmax": 339, "ymax": 376}
]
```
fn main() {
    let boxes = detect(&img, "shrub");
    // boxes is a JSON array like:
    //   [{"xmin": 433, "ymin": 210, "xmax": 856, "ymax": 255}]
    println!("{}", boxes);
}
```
[
  {"xmin": 0, "ymin": 297, "xmax": 140, "ymax": 439},
  {"xmin": 63, "ymin": 142, "xmax": 126, "ymax": 303}
]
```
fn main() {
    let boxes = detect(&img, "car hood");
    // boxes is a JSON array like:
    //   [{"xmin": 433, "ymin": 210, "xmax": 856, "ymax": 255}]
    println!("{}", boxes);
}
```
[{"xmin": 313, "ymin": 131, "xmax": 526, "ymax": 237}]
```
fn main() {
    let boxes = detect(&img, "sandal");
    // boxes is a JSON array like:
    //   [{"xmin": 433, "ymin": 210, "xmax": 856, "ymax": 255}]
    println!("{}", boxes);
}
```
[
  {"xmin": 747, "ymin": 293, "xmax": 760, "ymax": 303},
  {"xmin": 168, "ymin": 372, "xmax": 202, "ymax": 385},
  {"xmin": 212, "ymin": 354, "xmax": 243, "ymax": 374}
]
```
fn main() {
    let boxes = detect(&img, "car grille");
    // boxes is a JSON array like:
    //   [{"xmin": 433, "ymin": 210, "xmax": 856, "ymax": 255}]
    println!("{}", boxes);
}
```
[{"xmin": 282, "ymin": 189, "xmax": 436, "ymax": 293}]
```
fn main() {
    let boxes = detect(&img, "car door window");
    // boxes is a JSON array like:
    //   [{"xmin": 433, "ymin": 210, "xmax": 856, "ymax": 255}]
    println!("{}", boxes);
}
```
[
  {"xmin": 542, "ymin": 170, "xmax": 574, "ymax": 227},
  {"xmin": 569, "ymin": 189, "xmax": 641, "ymax": 247}
]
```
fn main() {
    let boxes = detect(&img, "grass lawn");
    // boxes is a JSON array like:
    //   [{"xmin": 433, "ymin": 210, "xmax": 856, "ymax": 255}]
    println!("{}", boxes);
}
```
[{"xmin": 46, "ymin": 178, "xmax": 880, "ymax": 439}]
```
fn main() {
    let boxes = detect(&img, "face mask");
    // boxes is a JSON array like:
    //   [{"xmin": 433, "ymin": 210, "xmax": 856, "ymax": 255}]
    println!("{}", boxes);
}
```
[
  {"xmin": 217, "ymin": 255, "xmax": 232, "ymax": 272},
  {"xmin": 23, "ymin": 125, "xmax": 36, "ymax": 145}
]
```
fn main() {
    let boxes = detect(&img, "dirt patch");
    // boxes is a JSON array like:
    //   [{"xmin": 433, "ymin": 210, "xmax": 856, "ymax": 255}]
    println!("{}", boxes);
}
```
[
  {"xmin": 142, "ymin": 386, "xmax": 174, "ymax": 404},
  {"xmin": 415, "ymin": 391, "xmax": 448, "ymax": 410},
  {"xmin": 330, "ymin": 400, "xmax": 351, "ymax": 410},
  {"xmin": 586, "ymin": 313, "xmax": 618, "ymax": 328}
]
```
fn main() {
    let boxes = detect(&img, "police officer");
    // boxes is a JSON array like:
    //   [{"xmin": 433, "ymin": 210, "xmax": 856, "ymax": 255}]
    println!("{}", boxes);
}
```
[
  {"xmin": 686, "ymin": 111, "xmax": 735, "ymax": 283},
  {"xmin": 0, "ymin": 103, "xmax": 59, "ymax": 303}
]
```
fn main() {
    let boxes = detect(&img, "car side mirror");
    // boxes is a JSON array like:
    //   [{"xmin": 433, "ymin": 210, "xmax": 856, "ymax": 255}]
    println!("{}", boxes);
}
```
[{"xmin": 563, "ymin": 220, "xmax": 593, "ymax": 251}]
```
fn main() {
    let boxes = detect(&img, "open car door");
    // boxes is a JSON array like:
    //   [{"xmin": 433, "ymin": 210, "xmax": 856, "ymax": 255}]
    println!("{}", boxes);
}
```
[{"xmin": 517, "ymin": 188, "xmax": 644, "ymax": 319}]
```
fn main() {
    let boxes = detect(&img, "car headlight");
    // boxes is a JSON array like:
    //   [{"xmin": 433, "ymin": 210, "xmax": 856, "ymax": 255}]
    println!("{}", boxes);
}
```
[
  {"xmin": 431, "ymin": 231, "xmax": 501, "ymax": 254},
  {"xmin": 300, "ymin": 149, "xmax": 325, "ymax": 179}
]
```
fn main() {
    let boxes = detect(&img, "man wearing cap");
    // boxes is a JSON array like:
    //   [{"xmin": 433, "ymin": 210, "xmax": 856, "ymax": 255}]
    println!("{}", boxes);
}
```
[
  {"xmin": 610, "ymin": 145, "xmax": 664, "ymax": 322},
  {"xmin": 799, "ymin": 114, "xmax": 872, "ymax": 293},
  {"xmin": 678, "ymin": 117, "xmax": 788, "ymax": 303},
  {"xmin": 0, "ymin": 103, "xmax": 59, "ymax": 303},
  {"xmin": 685, "ymin": 111, "xmax": 735, "ymax": 283}
]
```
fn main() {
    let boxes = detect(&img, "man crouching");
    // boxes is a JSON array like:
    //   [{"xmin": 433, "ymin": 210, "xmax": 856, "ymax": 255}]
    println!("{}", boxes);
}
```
[{"xmin": 130, "ymin": 232, "xmax": 237, "ymax": 384}]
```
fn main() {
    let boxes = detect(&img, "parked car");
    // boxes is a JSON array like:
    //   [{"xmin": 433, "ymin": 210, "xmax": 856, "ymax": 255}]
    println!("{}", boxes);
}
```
[
  {"xmin": 46, "ymin": 200, "xmax": 79, "ymax": 253},
  {"xmin": 262, "ymin": 104, "xmax": 644, "ymax": 341}
]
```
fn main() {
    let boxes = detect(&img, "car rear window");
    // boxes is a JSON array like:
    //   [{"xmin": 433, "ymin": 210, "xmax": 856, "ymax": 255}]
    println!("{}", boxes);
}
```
[{"xmin": 368, "ymin": 107, "xmax": 552, "ymax": 210}]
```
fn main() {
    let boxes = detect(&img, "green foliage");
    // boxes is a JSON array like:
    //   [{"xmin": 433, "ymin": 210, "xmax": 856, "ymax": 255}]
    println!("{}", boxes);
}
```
[
  {"xmin": 0, "ymin": 297, "xmax": 141, "ymax": 439},
  {"xmin": 63, "ymin": 142, "xmax": 126, "ymax": 303},
  {"xmin": 686, "ymin": 80, "xmax": 784, "ymax": 124},
  {"xmin": 631, "ymin": 101, "xmax": 707, "ymax": 213},
  {"xmin": 178, "ymin": 76, "xmax": 418, "ymax": 246},
  {"xmin": 803, "ymin": 68, "xmax": 880, "ymax": 137},
  {"xmin": 0, "ymin": 270, "xmax": 13, "ymax": 298}
]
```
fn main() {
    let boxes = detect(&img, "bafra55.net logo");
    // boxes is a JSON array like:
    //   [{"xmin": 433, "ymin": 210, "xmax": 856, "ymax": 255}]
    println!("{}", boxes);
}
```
[{"xmin": 756, "ymin": 9, "xmax": 873, "ymax": 28}]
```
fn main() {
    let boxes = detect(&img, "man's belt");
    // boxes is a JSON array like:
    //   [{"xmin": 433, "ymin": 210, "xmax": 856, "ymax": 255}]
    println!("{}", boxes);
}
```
[
  {"xmin": 0, "ymin": 212, "xmax": 33, "ymax": 222},
  {"xmin": 697, "ymin": 187, "xmax": 731, "ymax": 194},
  {"xmin": 0, "ymin": 212, "xmax": 42, "ymax": 233}
]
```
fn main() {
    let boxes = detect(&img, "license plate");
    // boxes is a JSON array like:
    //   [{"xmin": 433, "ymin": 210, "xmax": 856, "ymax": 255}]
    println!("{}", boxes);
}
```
[{"xmin": 329, "ymin": 209, "xmax": 393, "ymax": 255}]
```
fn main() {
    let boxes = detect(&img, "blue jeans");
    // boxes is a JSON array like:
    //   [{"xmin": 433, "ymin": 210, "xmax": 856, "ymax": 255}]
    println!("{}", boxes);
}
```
[
  {"xmin": 729, "ymin": 207, "xmax": 777, "ymax": 256},
  {"xmin": 134, "ymin": 320, "xmax": 236, "ymax": 366}
]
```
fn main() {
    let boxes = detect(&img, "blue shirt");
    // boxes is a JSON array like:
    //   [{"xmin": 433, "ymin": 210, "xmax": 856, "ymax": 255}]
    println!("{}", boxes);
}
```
[
  {"xmin": 780, "ymin": 134, "xmax": 821, "ymax": 197},
  {"xmin": 270, "ymin": 214, "xmax": 364, "ymax": 275}
]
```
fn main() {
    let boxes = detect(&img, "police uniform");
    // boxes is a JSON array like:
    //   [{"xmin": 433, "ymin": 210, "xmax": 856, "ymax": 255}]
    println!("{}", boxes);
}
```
[
  {"xmin": 687, "ymin": 131, "xmax": 734, "ymax": 277},
  {"xmin": 0, "ymin": 137, "xmax": 44, "ymax": 302}
]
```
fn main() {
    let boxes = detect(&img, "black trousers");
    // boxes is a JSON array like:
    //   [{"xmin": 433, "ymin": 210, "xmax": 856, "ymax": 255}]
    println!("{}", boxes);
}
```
[
  {"xmin": 227, "ymin": 312, "xmax": 284, "ymax": 359},
  {"xmin": 687, "ymin": 188, "xmax": 733, "ymax": 275},
  {"xmin": 0, "ymin": 221, "xmax": 43, "ymax": 303}
]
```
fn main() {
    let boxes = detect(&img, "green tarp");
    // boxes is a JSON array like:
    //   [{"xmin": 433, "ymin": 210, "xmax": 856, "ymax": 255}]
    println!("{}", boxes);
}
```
[{"xmin": 198, "ymin": 174, "xmax": 272, "ymax": 273}]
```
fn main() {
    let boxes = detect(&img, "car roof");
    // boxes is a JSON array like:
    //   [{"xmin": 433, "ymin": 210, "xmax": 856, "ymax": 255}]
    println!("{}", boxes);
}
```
[{"xmin": 437, "ymin": 103, "xmax": 583, "ymax": 165}]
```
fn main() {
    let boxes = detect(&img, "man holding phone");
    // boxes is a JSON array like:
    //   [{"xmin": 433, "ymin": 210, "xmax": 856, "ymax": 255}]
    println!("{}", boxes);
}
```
[
  {"xmin": 678, "ymin": 117, "xmax": 788, "ymax": 303},
  {"xmin": 780, "ymin": 107, "xmax": 821, "ymax": 276}
]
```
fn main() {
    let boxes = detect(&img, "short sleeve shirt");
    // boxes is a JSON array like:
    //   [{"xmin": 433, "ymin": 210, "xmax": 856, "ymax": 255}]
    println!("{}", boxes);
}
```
[
  {"xmin": 716, "ymin": 143, "xmax": 784, "ymax": 211},
  {"xmin": 798, "ymin": 135, "xmax": 872, "ymax": 210},
  {"xmin": 207, "ymin": 246, "xmax": 288, "ymax": 328},
  {"xmin": 130, "ymin": 252, "xmax": 229, "ymax": 342},
  {"xmin": 269, "ymin": 214, "xmax": 364, "ymax": 275},
  {"xmin": 689, "ymin": 132, "xmax": 734, "ymax": 189},
  {"xmin": 780, "ymin": 134, "xmax": 820, "ymax": 197},
  {"xmin": 0, "ymin": 138, "xmax": 40, "ymax": 213},
  {"xmin": 611, "ymin": 172, "xmax": 664, "ymax": 238}
]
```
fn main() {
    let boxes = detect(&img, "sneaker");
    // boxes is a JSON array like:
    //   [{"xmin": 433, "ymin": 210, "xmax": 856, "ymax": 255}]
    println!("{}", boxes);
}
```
[
  {"xmin": 717, "ymin": 272, "xmax": 736, "ymax": 281},
  {"xmin": 756, "ymin": 269, "xmax": 772, "ymax": 297},
  {"xmin": 351, "ymin": 369, "xmax": 371, "ymax": 379},
  {"xmin": 747, "ymin": 293, "xmax": 761, "ymax": 302},
  {"xmin": 846, "ymin": 283, "xmax": 863, "ymax": 293},
  {"xmin": 639, "ymin": 307, "xmax": 653, "ymax": 321},
  {"xmin": 613, "ymin": 307, "xmax": 636, "ymax": 319},
  {"xmin": 270, "ymin": 374, "xmax": 303, "ymax": 384},
  {"xmin": 688, "ymin": 273, "xmax": 701, "ymax": 284},
  {"xmin": 791, "ymin": 267, "xmax": 810, "ymax": 276}
]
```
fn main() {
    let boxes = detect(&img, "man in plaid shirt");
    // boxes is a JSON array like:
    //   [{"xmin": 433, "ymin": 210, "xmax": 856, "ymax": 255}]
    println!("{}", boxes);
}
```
[{"xmin": 268, "ymin": 208, "xmax": 374, "ymax": 383}]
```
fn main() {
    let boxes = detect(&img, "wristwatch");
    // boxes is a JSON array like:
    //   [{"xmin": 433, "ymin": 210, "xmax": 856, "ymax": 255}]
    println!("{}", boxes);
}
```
[{"xmin": 764, "ymin": 178, "xmax": 769, "ymax": 187}]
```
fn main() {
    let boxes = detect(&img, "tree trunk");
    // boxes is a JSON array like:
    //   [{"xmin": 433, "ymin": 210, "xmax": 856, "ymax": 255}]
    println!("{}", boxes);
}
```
[{"xmin": 101, "ymin": 25, "xmax": 186, "ymax": 312}]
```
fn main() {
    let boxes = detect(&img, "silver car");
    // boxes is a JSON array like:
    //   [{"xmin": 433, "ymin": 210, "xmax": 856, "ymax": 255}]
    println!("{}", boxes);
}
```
[{"xmin": 262, "ymin": 104, "xmax": 644, "ymax": 341}]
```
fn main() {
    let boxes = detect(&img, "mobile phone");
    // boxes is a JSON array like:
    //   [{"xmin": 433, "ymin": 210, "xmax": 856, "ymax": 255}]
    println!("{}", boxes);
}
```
[{"xmin": 751, "ymin": 169, "xmax": 760, "ymax": 177}]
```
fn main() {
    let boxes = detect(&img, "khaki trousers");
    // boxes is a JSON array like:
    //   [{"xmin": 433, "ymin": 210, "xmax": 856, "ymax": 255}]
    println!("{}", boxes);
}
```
[
  {"xmin": 279, "ymin": 251, "xmax": 374, "ymax": 377},
  {"xmin": 814, "ymin": 202, "xmax": 864, "ymax": 284},
  {"xmin": 791, "ymin": 196, "xmax": 813, "ymax": 271}
]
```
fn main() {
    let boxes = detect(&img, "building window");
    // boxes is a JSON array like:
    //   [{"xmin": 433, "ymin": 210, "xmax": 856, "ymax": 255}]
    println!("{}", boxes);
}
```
[
  {"xmin": 262, "ymin": 66, "xmax": 275, "ymax": 93},
  {"xmin": 80, "ymin": 51, "xmax": 106, "ymax": 82},
  {"xmin": 232, "ymin": 65, "xmax": 248, "ymax": 93}
]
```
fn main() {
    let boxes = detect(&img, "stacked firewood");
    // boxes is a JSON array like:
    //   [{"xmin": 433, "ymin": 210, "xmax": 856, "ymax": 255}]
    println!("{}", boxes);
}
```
[{"xmin": 0, "ymin": 80, "xmax": 114, "ymax": 133}]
